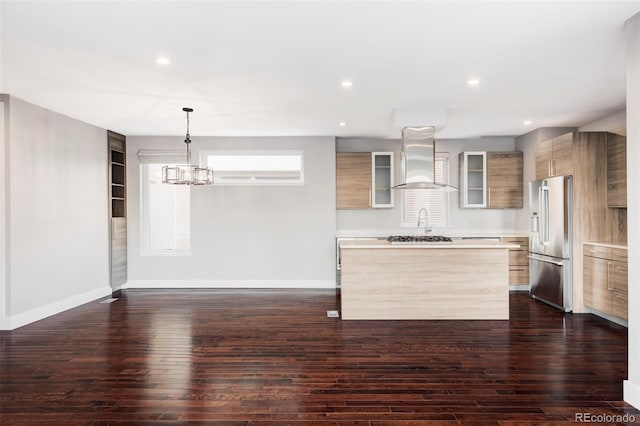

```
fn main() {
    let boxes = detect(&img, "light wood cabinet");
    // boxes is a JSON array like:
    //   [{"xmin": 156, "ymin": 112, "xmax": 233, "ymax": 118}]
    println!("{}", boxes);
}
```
[
  {"xmin": 460, "ymin": 151, "xmax": 523, "ymax": 209},
  {"xmin": 487, "ymin": 152, "xmax": 523, "ymax": 208},
  {"xmin": 607, "ymin": 133, "xmax": 627, "ymax": 208},
  {"xmin": 500, "ymin": 237, "xmax": 529, "ymax": 285},
  {"xmin": 337, "ymin": 152, "xmax": 394, "ymax": 209},
  {"xmin": 583, "ymin": 244, "xmax": 627, "ymax": 321},
  {"xmin": 535, "ymin": 132, "xmax": 573, "ymax": 179}
]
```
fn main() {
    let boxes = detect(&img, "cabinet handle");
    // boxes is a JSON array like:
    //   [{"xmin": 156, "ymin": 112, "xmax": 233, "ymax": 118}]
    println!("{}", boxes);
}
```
[
  {"xmin": 488, "ymin": 187, "xmax": 491, "ymax": 206},
  {"xmin": 552, "ymin": 159, "xmax": 556, "ymax": 176},
  {"xmin": 607, "ymin": 261, "xmax": 613, "ymax": 290},
  {"xmin": 548, "ymin": 160, "xmax": 551, "ymax": 177},
  {"xmin": 369, "ymin": 186, "xmax": 372, "ymax": 207}
]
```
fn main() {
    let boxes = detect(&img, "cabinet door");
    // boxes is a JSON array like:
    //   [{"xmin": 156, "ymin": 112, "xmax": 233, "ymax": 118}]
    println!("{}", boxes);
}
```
[
  {"xmin": 612, "ymin": 291, "xmax": 628, "ymax": 320},
  {"xmin": 612, "ymin": 261, "xmax": 628, "ymax": 292},
  {"xmin": 607, "ymin": 134, "xmax": 627, "ymax": 208},
  {"xmin": 583, "ymin": 255, "xmax": 613, "ymax": 314},
  {"xmin": 486, "ymin": 152, "xmax": 523, "ymax": 208},
  {"xmin": 551, "ymin": 133, "xmax": 573, "ymax": 177},
  {"xmin": 371, "ymin": 152, "xmax": 394, "ymax": 208},
  {"xmin": 336, "ymin": 153, "xmax": 372, "ymax": 209},
  {"xmin": 535, "ymin": 139, "xmax": 553, "ymax": 179},
  {"xmin": 459, "ymin": 152, "xmax": 486, "ymax": 208}
]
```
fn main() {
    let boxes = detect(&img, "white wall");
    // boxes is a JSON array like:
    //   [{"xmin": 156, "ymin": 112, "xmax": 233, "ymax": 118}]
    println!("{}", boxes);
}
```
[
  {"xmin": 126, "ymin": 136, "xmax": 336, "ymax": 288},
  {"xmin": 1, "ymin": 99, "xmax": 8, "ymax": 326},
  {"xmin": 1, "ymin": 95, "xmax": 110, "ymax": 329},
  {"xmin": 624, "ymin": 11, "xmax": 640, "ymax": 410},
  {"xmin": 336, "ymin": 136, "xmax": 522, "ymax": 235}
]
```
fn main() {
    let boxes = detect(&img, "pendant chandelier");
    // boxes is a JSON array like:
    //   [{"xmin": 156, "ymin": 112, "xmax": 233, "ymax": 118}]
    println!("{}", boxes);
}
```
[{"xmin": 162, "ymin": 107, "xmax": 214, "ymax": 185}]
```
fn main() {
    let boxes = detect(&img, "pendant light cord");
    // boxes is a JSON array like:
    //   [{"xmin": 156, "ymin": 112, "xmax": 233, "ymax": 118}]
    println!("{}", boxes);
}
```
[{"xmin": 185, "ymin": 109, "xmax": 191, "ymax": 166}]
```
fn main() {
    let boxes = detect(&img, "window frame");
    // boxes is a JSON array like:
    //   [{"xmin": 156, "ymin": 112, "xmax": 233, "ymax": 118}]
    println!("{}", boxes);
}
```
[
  {"xmin": 400, "ymin": 152, "xmax": 451, "ymax": 228},
  {"xmin": 139, "ymin": 161, "xmax": 192, "ymax": 257},
  {"xmin": 200, "ymin": 150, "xmax": 304, "ymax": 186}
]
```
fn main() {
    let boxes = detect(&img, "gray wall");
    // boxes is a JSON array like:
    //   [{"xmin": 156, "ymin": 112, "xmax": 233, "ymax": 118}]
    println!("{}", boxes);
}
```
[
  {"xmin": 126, "ymin": 136, "xmax": 336, "ymax": 288},
  {"xmin": 336, "ymin": 136, "xmax": 522, "ymax": 234},
  {"xmin": 1, "ymin": 95, "xmax": 110, "ymax": 328}
]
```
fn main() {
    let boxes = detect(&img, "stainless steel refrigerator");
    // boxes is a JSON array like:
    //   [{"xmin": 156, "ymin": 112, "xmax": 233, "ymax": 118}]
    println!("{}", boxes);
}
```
[{"xmin": 529, "ymin": 176, "xmax": 573, "ymax": 311}]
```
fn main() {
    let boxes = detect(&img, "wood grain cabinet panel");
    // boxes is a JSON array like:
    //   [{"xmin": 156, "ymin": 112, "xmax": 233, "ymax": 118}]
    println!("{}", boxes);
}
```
[
  {"xmin": 336, "ymin": 153, "xmax": 372, "ymax": 209},
  {"xmin": 583, "ymin": 254, "xmax": 613, "ymax": 314},
  {"xmin": 551, "ymin": 132, "xmax": 574, "ymax": 177},
  {"xmin": 583, "ymin": 244, "xmax": 627, "ymax": 321},
  {"xmin": 535, "ymin": 132, "xmax": 573, "ymax": 179},
  {"xmin": 535, "ymin": 139, "xmax": 553, "ymax": 180},
  {"xmin": 487, "ymin": 152, "xmax": 523, "ymax": 208},
  {"xmin": 607, "ymin": 133, "xmax": 627, "ymax": 208},
  {"xmin": 501, "ymin": 237, "xmax": 529, "ymax": 285}
]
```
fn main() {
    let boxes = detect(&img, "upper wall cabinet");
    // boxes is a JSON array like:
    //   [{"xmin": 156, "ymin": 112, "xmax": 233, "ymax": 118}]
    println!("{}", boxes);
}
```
[
  {"xmin": 535, "ymin": 132, "xmax": 573, "ymax": 179},
  {"xmin": 459, "ymin": 152, "xmax": 486, "ymax": 208},
  {"xmin": 486, "ymin": 152, "xmax": 524, "ymax": 209},
  {"xmin": 459, "ymin": 151, "xmax": 523, "ymax": 209},
  {"xmin": 372, "ymin": 152, "xmax": 394, "ymax": 208},
  {"xmin": 336, "ymin": 152, "xmax": 394, "ymax": 209},
  {"xmin": 607, "ymin": 133, "xmax": 627, "ymax": 208}
]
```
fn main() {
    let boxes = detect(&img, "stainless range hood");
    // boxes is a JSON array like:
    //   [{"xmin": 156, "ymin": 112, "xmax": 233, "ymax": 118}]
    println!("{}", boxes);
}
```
[{"xmin": 392, "ymin": 126, "xmax": 457, "ymax": 190}]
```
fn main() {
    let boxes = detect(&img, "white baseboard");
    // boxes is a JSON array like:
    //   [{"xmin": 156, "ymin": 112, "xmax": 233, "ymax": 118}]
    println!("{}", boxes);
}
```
[
  {"xmin": 124, "ymin": 279, "xmax": 337, "ymax": 289},
  {"xmin": 624, "ymin": 380, "xmax": 640, "ymax": 409},
  {"xmin": 509, "ymin": 284, "xmax": 530, "ymax": 292},
  {"xmin": 1, "ymin": 285, "xmax": 112, "ymax": 330},
  {"xmin": 585, "ymin": 307, "xmax": 629, "ymax": 327}
]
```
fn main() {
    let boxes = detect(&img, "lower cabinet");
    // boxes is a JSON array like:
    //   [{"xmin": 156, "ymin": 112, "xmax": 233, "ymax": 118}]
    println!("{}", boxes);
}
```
[
  {"xmin": 501, "ymin": 237, "xmax": 529, "ymax": 285},
  {"xmin": 583, "ymin": 244, "xmax": 628, "ymax": 321}
]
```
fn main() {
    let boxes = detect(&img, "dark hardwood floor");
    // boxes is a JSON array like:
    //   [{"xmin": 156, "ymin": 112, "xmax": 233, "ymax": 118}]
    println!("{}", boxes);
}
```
[{"xmin": 1, "ymin": 290, "xmax": 638, "ymax": 425}]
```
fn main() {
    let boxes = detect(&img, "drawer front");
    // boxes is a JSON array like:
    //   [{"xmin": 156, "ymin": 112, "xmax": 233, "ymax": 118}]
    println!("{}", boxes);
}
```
[
  {"xmin": 613, "ymin": 262, "xmax": 628, "ymax": 292},
  {"xmin": 509, "ymin": 267, "xmax": 529, "ymax": 285},
  {"xmin": 613, "ymin": 291, "xmax": 628, "ymax": 321},
  {"xmin": 612, "ymin": 248, "xmax": 628, "ymax": 262},
  {"xmin": 508, "ymin": 249, "xmax": 528, "ymax": 266},
  {"xmin": 584, "ymin": 244, "xmax": 612, "ymax": 260},
  {"xmin": 501, "ymin": 237, "xmax": 527, "ymax": 247}
]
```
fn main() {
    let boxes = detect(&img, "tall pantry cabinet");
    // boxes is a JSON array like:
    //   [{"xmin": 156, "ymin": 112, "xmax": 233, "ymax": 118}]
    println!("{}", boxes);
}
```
[
  {"xmin": 108, "ymin": 131, "xmax": 127, "ymax": 295},
  {"xmin": 534, "ymin": 131, "xmax": 627, "ymax": 314}
]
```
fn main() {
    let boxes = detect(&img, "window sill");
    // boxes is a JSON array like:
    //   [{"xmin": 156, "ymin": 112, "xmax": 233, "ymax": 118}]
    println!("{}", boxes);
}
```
[{"xmin": 140, "ymin": 250, "xmax": 192, "ymax": 257}]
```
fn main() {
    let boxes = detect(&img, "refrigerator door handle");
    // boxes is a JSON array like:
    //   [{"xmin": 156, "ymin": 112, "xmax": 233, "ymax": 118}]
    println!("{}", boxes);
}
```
[
  {"xmin": 541, "ymin": 185, "xmax": 550, "ymax": 245},
  {"xmin": 538, "ymin": 186, "xmax": 544, "ymax": 244},
  {"xmin": 528, "ymin": 255, "xmax": 563, "ymax": 266}
]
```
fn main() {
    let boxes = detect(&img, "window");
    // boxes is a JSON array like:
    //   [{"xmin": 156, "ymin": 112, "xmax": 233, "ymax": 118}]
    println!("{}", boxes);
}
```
[
  {"xmin": 202, "ymin": 150, "xmax": 304, "ymax": 186},
  {"xmin": 140, "ymin": 162, "xmax": 191, "ymax": 256},
  {"xmin": 402, "ymin": 153, "xmax": 450, "ymax": 227}
]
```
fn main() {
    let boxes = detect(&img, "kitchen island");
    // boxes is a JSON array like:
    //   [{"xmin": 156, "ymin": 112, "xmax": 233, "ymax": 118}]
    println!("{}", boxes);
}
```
[{"xmin": 339, "ymin": 239, "xmax": 519, "ymax": 320}]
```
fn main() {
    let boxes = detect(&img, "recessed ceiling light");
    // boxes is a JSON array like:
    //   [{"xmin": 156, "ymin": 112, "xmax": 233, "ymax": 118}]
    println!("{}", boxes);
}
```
[
  {"xmin": 341, "ymin": 80, "xmax": 353, "ymax": 88},
  {"xmin": 467, "ymin": 78, "xmax": 480, "ymax": 86},
  {"xmin": 156, "ymin": 56, "xmax": 171, "ymax": 65},
  {"xmin": 523, "ymin": 120, "xmax": 533, "ymax": 125},
  {"xmin": 339, "ymin": 122, "xmax": 347, "ymax": 127}
]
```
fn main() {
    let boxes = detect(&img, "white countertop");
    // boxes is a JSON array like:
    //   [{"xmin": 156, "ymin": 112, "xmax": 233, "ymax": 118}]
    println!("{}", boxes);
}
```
[
  {"xmin": 339, "ymin": 239, "xmax": 520, "ymax": 249},
  {"xmin": 336, "ymin": 229, "xmax": 528, "ymax": 238},
  {"xmin": 584, "ymin": 241, "xmax": 628, "ymax": 249}
]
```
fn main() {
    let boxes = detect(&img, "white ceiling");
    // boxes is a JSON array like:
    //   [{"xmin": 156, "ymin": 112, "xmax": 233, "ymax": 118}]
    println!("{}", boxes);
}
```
[{"xmin": 1, "ymin": 1, "xmax": 639, "ymax": 139}]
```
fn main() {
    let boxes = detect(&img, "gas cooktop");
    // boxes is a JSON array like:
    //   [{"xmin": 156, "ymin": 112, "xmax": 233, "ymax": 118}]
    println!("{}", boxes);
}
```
[{"xmin": 387, "ymin": 235, "xmax": 453, "ymax": 244}]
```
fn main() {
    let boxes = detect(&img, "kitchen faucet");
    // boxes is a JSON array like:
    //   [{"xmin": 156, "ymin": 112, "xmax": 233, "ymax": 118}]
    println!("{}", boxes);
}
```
[{"xmin": 417, "ymin": 208, "xmax": 432, "ymax": 234}]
